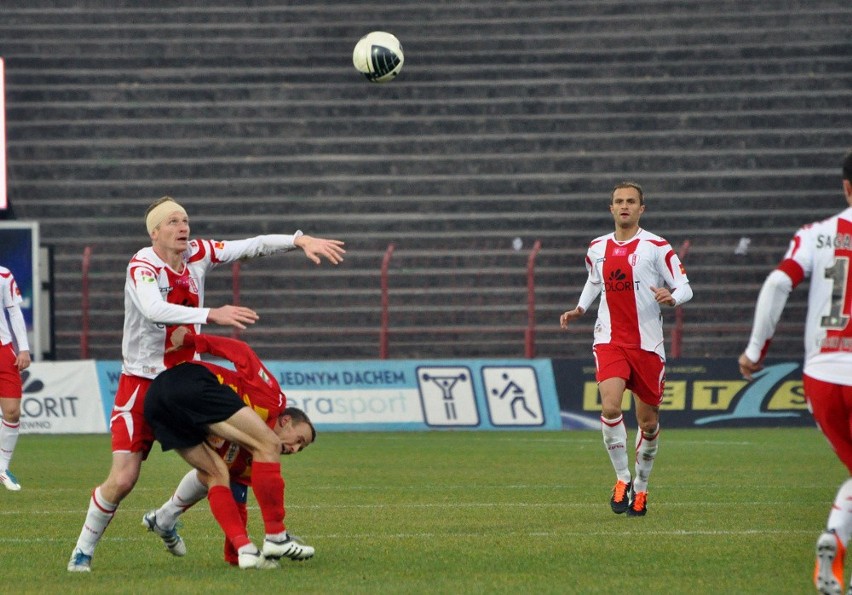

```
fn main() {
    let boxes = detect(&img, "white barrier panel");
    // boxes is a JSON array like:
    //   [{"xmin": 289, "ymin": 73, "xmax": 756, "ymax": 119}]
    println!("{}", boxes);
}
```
[{"xmin": 19, "ymin": 360, "xmax": 107, "ymax": 434}]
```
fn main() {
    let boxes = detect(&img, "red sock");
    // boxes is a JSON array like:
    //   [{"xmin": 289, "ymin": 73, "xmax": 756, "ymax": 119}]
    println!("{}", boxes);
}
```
[
  {"xmin": 251, "ymin": 461, "xmax": 285, "ymax": 534},
  {"xmin": 224, "ymin": 501, "xmax": 248, "ymax": 565},
  {"xmin": 208, "ymin": 485, "xmax": 251, "ymax": 551}
]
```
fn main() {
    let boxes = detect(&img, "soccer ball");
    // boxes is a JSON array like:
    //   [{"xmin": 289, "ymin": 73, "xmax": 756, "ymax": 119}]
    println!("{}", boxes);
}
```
[{"xmin": 352, "ymin": 31, "xmax": 404, "ymax": 83}]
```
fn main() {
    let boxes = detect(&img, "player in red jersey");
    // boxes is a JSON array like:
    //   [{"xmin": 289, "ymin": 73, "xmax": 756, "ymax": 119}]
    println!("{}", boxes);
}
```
[
  {"xmin": 0, "ymin": 265, "xmax": 31, "ymax": 491},
  {"xmin": 68, "ymin": 196, "xmax": 344, "ymax": 571},
  {"xmin": 144, "ymin": 407, "xmax": 315, "ymax": 566},
  {"xmin": 560, "ymin": 182, "xmax": 692, "ymax": 517},
  {"xmin": 739, "ymin": 151, "xmax": 852, "ymax": 595},
  {"xmin": 143, "ymin": 329, "xmax": 314, "ymax": 568}
]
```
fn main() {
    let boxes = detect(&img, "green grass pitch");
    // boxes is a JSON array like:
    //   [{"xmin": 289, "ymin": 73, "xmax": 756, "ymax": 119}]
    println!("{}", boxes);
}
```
[{"xmin": 0, "ymin": 427, "xmax": 841, "ymax": 594}]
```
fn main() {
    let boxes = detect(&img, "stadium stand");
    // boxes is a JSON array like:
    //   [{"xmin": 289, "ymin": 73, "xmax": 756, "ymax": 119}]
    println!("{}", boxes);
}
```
[{"xmin": 1, "ymin": 1, "xmax": 850, "ymax": 360}]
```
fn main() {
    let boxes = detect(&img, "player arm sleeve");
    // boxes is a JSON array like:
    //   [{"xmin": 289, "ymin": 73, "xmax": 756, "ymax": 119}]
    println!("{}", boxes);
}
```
[
  {"xmin": 670, "ymin": 282, "xmax": 693, "ymax": 307},
  {"xmin": 211, "ymin": 232, "xmax": 305, "ymax": 262},
  {"xmin": 662, "ymin": 249, "xmax": 693, "ymax": 307},
  {"xmin": 5, "ymin": 304, "xmax": 30, "ymax": 352},
  {"xmin": 744, "ymin": 269, "xmax": 795, "ymax": 363},
  {"xmin": 193, "ymin": 334, "xmax": 264, "ymax": 378},
  {"xmin": 576, "ymin": 278, "xmax": 601, "ymax": 312}
]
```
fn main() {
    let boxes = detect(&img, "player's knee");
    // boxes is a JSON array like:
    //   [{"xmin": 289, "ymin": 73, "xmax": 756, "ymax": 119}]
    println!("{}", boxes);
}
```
[
  {"xmin": 1, "ymin": 403, "xmax": 21, "ymax": 422},
  {"xmin": 639, "ymin": 420, "xmax": 658, "ymax": 435},
  {"xmin": 104, "ymin": 472, "xmax": 138, "ymax": 501},
  {"xmin": 600, "ymin": 403, "xmax": 622, "ymax": 419}
]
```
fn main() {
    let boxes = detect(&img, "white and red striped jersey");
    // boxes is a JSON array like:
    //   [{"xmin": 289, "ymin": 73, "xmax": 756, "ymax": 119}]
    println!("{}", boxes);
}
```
[
  {"xmin": 745, "ymin": 206, "xmax": 852, "ymax": 385},
  {"xmin": 122, "ymin": 233, "xmax": 301, "ymax": 378},
  {"xmin": 0, "ymin": 266, "xmax": 29, "ymax": 351},
  {"xmin": 576, "ymin": 228, "xmax": 692, "ymax": 360}
]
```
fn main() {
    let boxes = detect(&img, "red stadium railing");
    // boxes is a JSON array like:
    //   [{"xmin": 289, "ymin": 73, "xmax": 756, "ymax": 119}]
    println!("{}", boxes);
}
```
[
  {"xmin": 80, "ymin": 245, "xmax": 92, "ymax": 359},
  {"xmin": 378, "ymin": 242, "xmax": 543, "ymax": 359},
  {"xmin": 379, "ymin": 243, "xmax": 396, "ymax": 359},
  {"xmin": 524, "ymin": 240, "xmax": 542, "ymax": 358},
  {"xmin": 80, "ymin": 240, "xmax": 547, "ymax": 360}
]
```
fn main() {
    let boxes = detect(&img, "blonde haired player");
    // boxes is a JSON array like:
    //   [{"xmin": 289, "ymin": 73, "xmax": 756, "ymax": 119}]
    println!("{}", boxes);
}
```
[
  {"xmin": 560, "ymin": 182, "xmax": 692, "ymax": 517},
  {"xmin": 67, "ymin": 196, "xmax": 345, "ymax": 571},
  {"xmin": 739, "ymin": 150, "xmax": 852, "ymax": 595},
  {"xmin": 0, "ymin": 265, "xmax": 31, "ymax": 491}
]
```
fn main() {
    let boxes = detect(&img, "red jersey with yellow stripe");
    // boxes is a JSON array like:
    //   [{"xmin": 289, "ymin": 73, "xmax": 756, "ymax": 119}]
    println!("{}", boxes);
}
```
[{"xmin": 184, "ymin": 333, "xmax": 286, "ymax": 424}]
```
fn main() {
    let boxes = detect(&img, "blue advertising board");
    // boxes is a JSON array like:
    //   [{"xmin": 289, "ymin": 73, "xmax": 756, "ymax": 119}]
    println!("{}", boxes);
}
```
[
  {"xmin": 96, "ymin": 358, "xmax": 563, "ymax": 431},
  {"xmin": 552, "ymin": 358, "xmax": 812, "ymax": 429}
]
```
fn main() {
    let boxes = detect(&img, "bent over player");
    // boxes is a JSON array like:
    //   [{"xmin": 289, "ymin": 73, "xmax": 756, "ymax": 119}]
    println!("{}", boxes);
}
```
[
  {"xmin": 144, "ymin": 329, "xmax": 315, "ymax": 569},
  {"xmin": 739, "ymin": 150, "xmax": 852, "ymax": 595},
  {"xmin": 560, "ymin": 182, "xmax": 692, "ymax": 517},
  {"xmin": 143, "ymin": 407, "xmax": 314, "ymax": 566}
]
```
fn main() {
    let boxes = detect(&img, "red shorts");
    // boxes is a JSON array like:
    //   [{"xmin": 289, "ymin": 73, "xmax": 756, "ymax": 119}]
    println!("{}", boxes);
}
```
[
  {"xmin": 109, "ymin": 374, "xmax": 154, "ymax": 457},
  {"xmin": 593, "ymin": 343, "xmax": 666, "ymax": 406},
  {"xmin": 0, "ymin": 343, "xmax": 22, "ymax": 398},
  {"xmin": 804, "ymin": 374, "xmax": 852, "ymax": 474}
]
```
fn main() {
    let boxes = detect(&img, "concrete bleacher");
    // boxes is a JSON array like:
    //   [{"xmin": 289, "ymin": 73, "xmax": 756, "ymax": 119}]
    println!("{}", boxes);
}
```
[{"xmin": 2, "ymin": 1, "xmax": 851, "ymax": 361}]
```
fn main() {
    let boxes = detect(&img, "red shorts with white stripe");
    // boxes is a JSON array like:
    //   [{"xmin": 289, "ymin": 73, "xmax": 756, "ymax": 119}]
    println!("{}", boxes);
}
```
[
  {"xmin": 0, "ymin": 343, "xmax": 22, "ymax": 398},
  {"xmin": 804, "ymin": 373, "xmax": 852, "ymax": 474},
  {"xmin": 593, "ymin": 343, "xmax": 666, "ymax": 407},
  {"xmin": 109, "ymin": 374, "xmax": 154, "ymax": 458}
]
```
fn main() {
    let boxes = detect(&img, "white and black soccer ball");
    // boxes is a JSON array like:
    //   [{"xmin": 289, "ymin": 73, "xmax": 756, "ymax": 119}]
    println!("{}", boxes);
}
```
[{"xmin": 352, "ymin": 31, "xmax": 404, "ymax": 83}]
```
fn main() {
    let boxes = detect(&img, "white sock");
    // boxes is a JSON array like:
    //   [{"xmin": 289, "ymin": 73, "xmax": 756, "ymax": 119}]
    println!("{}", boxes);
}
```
[
  {"xmin": 827, "ymin": 478, "xmax": 852, "ymax": 545},
  {"xmin": 238, "ymin": 543, "xmax": 259, "ymax": 556},
  {"xmin": 74, "ymin": 487, "xmax": 117, "ymax": 556},
  {"xmin": 633, "ymin": 424, "xmax": 660, "ymax": 493},
  {"xmin": 266, "ymin": 530, "xmax": 288, "ymax": 542},
  {"xmin": 0, "ymin": 419, "xmax": 20, "ymax": 472},
  {"xmin": 156, "ymin": 470, "xmax": 208, "ymax": 529},
  {"xmin": 601, "ymin": 414, "xmax": 630, "ymax": 483}
]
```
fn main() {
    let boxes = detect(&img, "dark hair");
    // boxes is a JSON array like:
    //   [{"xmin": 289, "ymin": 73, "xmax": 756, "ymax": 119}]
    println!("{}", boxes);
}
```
[
  {"xmin": 843, "ymin": 150, "xmax": 852, "ymax": 182},
  {"xmin": 611, "ymin": 181, "xmax": 644, "ymax": 205},
  {"xmin": 282, "ymin": 406, "xmax": 316, "ymax": 443}
]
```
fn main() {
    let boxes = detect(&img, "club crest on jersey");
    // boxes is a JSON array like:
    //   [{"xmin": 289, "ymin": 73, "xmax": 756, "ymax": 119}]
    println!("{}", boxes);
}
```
[
  {"xmin": 628, "ymin": 254, "xmax": 640, "ymax": 267},
  {"xmin": 174, "ymin": 275, "xmax": 199, "ymax": 294}
]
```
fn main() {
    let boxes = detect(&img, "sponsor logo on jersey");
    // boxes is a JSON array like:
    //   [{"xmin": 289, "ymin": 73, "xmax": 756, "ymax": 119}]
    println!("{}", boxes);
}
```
[{"xmin": 604, "ymin": 269, "xmax": 639, "ymax": 292}]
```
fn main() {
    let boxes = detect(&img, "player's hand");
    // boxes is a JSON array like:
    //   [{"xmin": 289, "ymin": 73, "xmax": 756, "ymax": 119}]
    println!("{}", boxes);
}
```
[
  {"xmin": 15, "ymin": 350, "xmax": 31, "ymax": 371},
  {"xmin": 207, "ymin": 305, "xmax": 259, "ymax": 330},
  {"xmin": 650, "ymin": 285, "xmax": 676, "ymax": 306},
  {"xmin": 738, "ymin": 352, "xmax": 763, "ymax": 380},
  {"xmin": 560, "ymin": 307, "xmax": 585, "ymax": 329},
  {"xmin": 166, "ymin": 326, "xmax": 193, "ymax": 353},
  {"xmin": 295, "ymin": 235, "xmax": 346, "ymax": 265}
]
